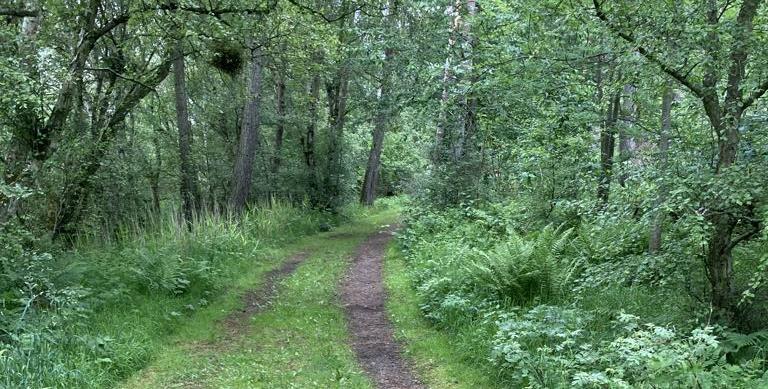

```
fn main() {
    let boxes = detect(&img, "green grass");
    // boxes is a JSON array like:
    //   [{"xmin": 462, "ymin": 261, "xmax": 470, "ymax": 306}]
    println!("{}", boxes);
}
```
[
  {"xmin": 383, "ymin": 245, "xmax": 503, "ymax": 389},
  {"xmin": 3, "ymin": 202, "xmax": 322, "ymax": 388},
  {"xmin": 120, "ymin": 204, "xmax": 402, "ymax": 388}
]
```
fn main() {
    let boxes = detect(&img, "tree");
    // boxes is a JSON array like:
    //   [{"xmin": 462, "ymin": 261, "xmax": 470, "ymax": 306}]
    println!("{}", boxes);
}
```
[
  {"xmin": 272, "ymin": 68, "xmax": 287, "ymax": 177},
  {"xmin": 360, "ymin": 46, "xmax": 396, "ymax": 206},
  {"xmin": 230, "ymin": 46, "xmax": 264, "ymax": 214},
  {"xmin": 173, "ymin": 39, "xmax": 201, "ymax": 227},
  {"xmin": 593, "ymin": 0, "xmax": 768, "ymax": 320},
  {"xmin": 648, "ymin": 85, "xmax": 675, "ymax": 254}
]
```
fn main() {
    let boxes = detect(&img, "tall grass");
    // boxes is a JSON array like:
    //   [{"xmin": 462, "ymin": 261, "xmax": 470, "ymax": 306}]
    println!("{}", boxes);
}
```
[{"xmin": 1, "ymin": 201, "xmax": 324, "ymax": 388}]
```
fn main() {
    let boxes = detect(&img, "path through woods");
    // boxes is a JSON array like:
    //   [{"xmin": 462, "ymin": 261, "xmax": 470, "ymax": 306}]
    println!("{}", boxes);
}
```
[
  {"xmin": 341, "ymin": 225, "xmax": 425, "ymax": 389},
  {"xmin": 121, "ymin": 212, "xmax": 441, "ymax": 389}
]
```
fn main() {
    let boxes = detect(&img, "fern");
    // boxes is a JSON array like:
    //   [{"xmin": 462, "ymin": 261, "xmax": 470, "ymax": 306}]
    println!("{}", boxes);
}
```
[{"xmin": 462, "ymin": 225, "xmax": 579, "ymax": 305}]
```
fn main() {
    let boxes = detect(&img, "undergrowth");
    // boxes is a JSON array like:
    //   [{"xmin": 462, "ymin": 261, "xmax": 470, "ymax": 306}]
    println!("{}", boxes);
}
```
[
  {"xmin": 0, "ymin": 201, "xmax": 337, "ymax": 388},
  {"xmin": 399, "ymin": 198, "xmax": 768, "ymax": 388}
]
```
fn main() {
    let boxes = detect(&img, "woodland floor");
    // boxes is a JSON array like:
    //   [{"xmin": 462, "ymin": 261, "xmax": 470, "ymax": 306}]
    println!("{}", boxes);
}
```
[{"xmin": 119, "ymin": 209, "xmax": 490, "ymax": 389}]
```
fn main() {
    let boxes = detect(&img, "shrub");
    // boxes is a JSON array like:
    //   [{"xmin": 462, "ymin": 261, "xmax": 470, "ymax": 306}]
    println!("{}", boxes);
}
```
[
  {"xmin": 465, "ymin": 226, "xmax": 579, "ymax": 305},
  {"xmin": 490, "ymin": 310, "xmax": 768, "ymax": 388}
]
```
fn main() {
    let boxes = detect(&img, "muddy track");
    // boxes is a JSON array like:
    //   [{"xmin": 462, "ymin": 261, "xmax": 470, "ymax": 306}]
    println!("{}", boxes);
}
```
[
  {"xmin": 341, "ymin": 226, "xmax": 425, "ymax": 389},
  {"xmin": 222, "ymin": 251, "xmax": 309, "ymax": 337}
]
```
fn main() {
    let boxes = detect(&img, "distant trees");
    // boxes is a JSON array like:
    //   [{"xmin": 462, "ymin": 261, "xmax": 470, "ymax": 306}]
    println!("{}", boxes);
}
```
[{"xmin": 1, "ymin": 0, "xmax": 425, "ymax": 236}]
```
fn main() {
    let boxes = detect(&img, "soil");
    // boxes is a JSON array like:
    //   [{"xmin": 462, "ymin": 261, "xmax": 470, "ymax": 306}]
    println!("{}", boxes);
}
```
[{"xmin": 340, "ymin": 226, "xmax": 425, "ymax": 389}]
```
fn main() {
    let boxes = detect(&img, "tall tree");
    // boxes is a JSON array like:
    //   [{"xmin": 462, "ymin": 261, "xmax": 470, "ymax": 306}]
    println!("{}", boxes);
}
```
[
  {"xmin": 649, "ymin": 85, "xmax": 675, "ymax": 254},
  {"xmin": 617, "ymin": 83, "xmax": 637, "ymax": 187},
  {"xmin": 230, "ymin": 46, "xmax": 264, "ymax": 214},
  {"xmin": 173, "ymin": 39, "xmax": 200, "ymax": 226},
  {"xmin": 597, "ymin": 89, "xmax": 621, "ymax": 207},
  {"xmin": 434, "ymin": 0, "xmax": 478, "ymax": 163},
  {"xmin": 360, "ymin": 46, "xmax": 395, "ymax": 206},
  {"xmin": 302, "ymin": 72, "xmax": 321, "ymax": 206},
  {"xmin": 324, "ymin": 18, "xmax": 351, "ymax": 210},
  {"xmin": 272, "ymin": 69, "xmax": 287, "ymax": 177}
]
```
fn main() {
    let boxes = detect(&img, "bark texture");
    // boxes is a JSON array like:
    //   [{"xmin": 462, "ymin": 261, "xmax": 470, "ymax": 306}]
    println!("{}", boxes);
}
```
[
  {"xmin": 272, "ymin": 72, "xmax": 287, "ymax": 176},
  {"xmin": 597, "ymin": 90, "xmax": 620, "ymax": 206},
  {"xmin": 302, "ymin": 74, "xmax": 321, "ymax": 206},
  {"xmin": 324, "ymin": 63, "xmax": 350, "ymax": 210}
]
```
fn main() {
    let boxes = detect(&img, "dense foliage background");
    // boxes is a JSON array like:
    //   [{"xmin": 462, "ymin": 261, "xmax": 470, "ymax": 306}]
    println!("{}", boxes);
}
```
[{"xmin": 2, "ymin": 0, "xmax": 768, "ymax": 387}]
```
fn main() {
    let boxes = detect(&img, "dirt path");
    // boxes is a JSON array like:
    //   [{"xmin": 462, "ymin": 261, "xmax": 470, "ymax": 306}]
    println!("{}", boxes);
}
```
[
  {"xmin": 341, "ymin": 226, "xmax": 425, "ymax": 389},
  {"xmin": 222, "ymin": 251, "xmax": 309, "ymax": 338}
]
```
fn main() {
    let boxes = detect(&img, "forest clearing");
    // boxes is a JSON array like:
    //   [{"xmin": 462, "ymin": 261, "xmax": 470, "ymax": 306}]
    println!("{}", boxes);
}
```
[{"xmin": 3, "ymin": 0, "xmax": 768, "ymax": 388}]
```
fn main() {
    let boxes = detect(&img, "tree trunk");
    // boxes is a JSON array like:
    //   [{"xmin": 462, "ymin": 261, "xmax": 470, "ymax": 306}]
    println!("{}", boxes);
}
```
[
  {"xmin": 324, "ymin": 65, "xmax": 350, "ymax": 210},
  {"xmin": 173, "ymin": 40, "xmax": 200, "ymax": 227},
  {"xmin": 230, "ymin": 46, "xmax": 264, "ymax": 214},
  {"xmin": 455, "ymin": 0, "xmax": 477, "ymax": 160},
  {"xmin": 597, "ymin": 90, "xmax": 620, "ymax": 206},
  {"xmin": 649, "ymin": 86, "xmax": 674, "ymax": 254},
  {"xmin": 360, "ymin": 47, "xmax": 395, "ymax": 206},
  {"xmin": 434, "ymin": 0, "xmax": 463, "ymax": 163},
  {"xmin": 272, "ymin": 73, "xmax": 287, "ymax": 178},
  {"xmin": 706, "ymin": 112, "xmax": 742, "ymax": 320},
  {"xmin": 701, "ymin": 0, "xmax": 756, "ymax": 320},
  {"xmin": 302, "ymin": 72, "xmax": 321, "ymax": 207},
  {"xmin": 434, "ymin": 0, "xmax": 476, "ymax": 163},
  {"xmin": 150, "ymin": 134, "xmax": 162, "ymax": 214},
  {"xmin": 618, "ymin": 83, "xmax": 637, "ymax": 187}
]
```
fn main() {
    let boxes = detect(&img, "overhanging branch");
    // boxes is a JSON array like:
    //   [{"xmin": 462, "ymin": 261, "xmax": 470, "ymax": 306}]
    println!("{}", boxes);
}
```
[
  {"xmin": 592, "ymin": 0, "xmax": 706, "ymax": 99},
  {"xmin": 742, "ymin": 78, "xmax": 768, "ymax": 110},
  {"xmin": 158, "ymin": 1, "xmax": 277, "ymax": 16},
  {"xmin": 84, "ymin": 67, "xmax": 158, "ymax": 91},
  {"xmin": 285, "ymin": 0, "xmax": 359, "ymax": 23}
]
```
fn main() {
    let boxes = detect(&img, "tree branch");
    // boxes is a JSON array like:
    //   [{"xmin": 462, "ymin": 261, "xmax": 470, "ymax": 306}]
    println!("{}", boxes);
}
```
[
  {"xmin": 107, "ymin": 59, "xmax": 173, "ymax": 130},
  {"xmin": 592, "ymin": 0, "xmax": 706, "ymax": 99},
  {"xmin": 157, "ymin": 1, "xmax": 277, "ymax": 16},
  {"xmin": 285, "ymin": 0, "xmax": 359, "ymax": 23},
  {"xmin": 727, "ymin": 220, "xmax": 762, "ymax": 252},
  {"xmin": 84, "ymin": 67, "xmax": 158, "ymax": 91},
  {"xmin": 91, "ymin": 12, "xmax": 131, "ymax": 41},
  {"xmin": 742, "ymin": 78, "xmax": 768, "ymax": 110}
]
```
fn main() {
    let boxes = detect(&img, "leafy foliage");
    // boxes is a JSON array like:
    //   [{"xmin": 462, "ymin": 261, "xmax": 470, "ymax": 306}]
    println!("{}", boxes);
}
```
[{"xmin": 400, "ymin": 198, "xmax": 768, "ymax": 387}]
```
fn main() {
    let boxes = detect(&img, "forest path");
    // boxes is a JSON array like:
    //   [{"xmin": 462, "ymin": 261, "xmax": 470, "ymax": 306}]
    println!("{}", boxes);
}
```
[
  {"xmin": 118, "ymin": 204, "xmax": 496, "ymax": 389},
  {"xmin": 341, "ymin": 225, "xmax": 425, "ymax": 389},
  {"xmin": 120, "ymin": 206, "xmax": 424, "ymax": 388}
]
